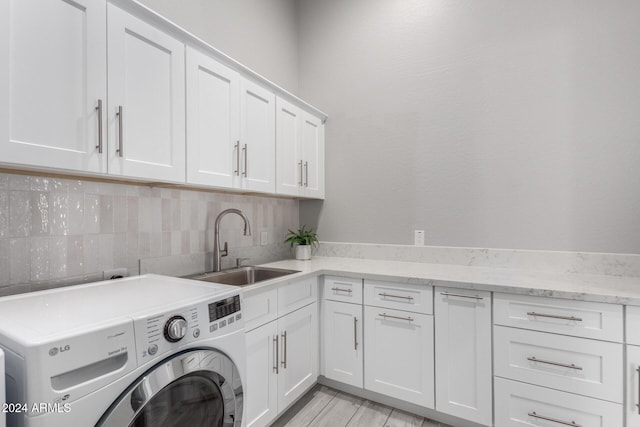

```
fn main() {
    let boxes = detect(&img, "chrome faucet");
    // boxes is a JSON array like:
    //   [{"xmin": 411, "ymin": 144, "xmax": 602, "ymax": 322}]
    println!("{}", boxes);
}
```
[{"xmin": 213, "ymin": 209, "xmax": 252, "ymax": 272}]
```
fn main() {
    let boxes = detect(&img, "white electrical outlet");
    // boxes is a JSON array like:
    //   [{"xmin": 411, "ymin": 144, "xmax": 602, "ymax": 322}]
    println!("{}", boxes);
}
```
[
  {"xmin": 260, "ymin": 231, "xmax": 268, "ymax": 246},
  {"xmin": 414, "ymin": 230, "xmax": 425, "ymax": 246}
]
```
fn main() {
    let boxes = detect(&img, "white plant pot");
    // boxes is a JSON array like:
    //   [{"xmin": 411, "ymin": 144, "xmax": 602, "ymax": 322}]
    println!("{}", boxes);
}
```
[{"xmin": 295, "ymin": 245, "xmax": 312, "ymax": 260}]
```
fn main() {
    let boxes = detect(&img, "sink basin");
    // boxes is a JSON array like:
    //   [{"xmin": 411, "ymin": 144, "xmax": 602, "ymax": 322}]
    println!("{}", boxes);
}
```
[{"xmin": 187, "ymin": 266, "xmax": 300, "ymax": 286}]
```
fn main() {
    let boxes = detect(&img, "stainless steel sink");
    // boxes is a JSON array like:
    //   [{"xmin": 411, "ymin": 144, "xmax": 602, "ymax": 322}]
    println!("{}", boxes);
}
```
[{"xmin": 187, "ymin": 266, "xmax": 299, "ymax": 286}]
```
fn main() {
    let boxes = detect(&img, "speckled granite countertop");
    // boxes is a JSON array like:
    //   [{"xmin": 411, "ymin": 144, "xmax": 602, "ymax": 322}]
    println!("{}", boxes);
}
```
[{"xmin": 242, "ymin": 256, "xmax": 640, "ymax": 306}]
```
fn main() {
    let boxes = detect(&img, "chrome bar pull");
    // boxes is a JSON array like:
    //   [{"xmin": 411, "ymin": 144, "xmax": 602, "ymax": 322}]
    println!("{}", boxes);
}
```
[
  {"xmin": 95, "ymin": 99, "xmax": 103, "ymax": 153},
  {"xmin": 273, "ymin": 335, "xmax": 279, "ymax": 374},
  {"xmin": 304, "ymin": 161, "xmax": 309, "ymax": 187},
  {"xmin": 298, "ymin": 161, "xmax": 303, "ymax": 186},
  {"xmin": 636, "ymin": 366, "xmax": 640, "ymax": 414},
  {"xmin": 116, "ymin": 106, "xmax": 123, "ymax": 157},
  {"xmin": 242, "ymin": 144, "xmax": 248, "ymax": 177},
  {"xmin": 527, "ymin": 312, "xmax": 583, "ymax": 322},
  {"xmin": 527, "ymin": 356, "xmax": 583, "ymax": 371},
  {"xmin": 354, "ymin": 317, "xmax": 358, "ymax": 350},
  {"xmin": 379, "ymin": 312, "xmax": 414, "ymax": 322},
  {"xmin": 234, "ymin": 141, "xmax": 240, "ymax": 176},
  {"xmin": 527, "ymin": 411, "xmax": 581, "ymax": 427},
  {"xmin": 331, "ymin": 287, "xmax": 352, "ymax": 293},
  {"xmin": 378, "ymin": 292, "xmax": 414, "ymax": 301},
  {"xmin": 281, "ymin": 330, "xmax": 287, "ymax": 368},
  {"xmin": 440, "ymin": 292, "xmax": 483, "ymax": 300}
]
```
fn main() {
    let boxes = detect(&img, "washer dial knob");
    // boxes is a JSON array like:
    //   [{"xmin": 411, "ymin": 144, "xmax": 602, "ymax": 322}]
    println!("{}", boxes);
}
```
[{"xmin": 164, "ymin": 316, "xmax": 187, "ymax": 342}]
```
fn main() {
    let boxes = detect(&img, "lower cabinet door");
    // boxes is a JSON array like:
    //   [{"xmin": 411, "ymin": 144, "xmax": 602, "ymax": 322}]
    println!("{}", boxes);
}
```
[
  {"xmin": 323, "ymin": 300, "xmax": 363, "ymax": 387},
  {"xmin": 628, "ymin": 345, "xmax": 640, "ymax": 427},
  {"xmin": 245, "ymin": 321, "xmax": 278, "ymax": 427},
  {"xmin": 364, "ymin": 306, "xmax": 434, "ymax": 408},
  {"xmin": 495, "ymin": 377, "xmax": 623, "ymax": 427},
  {"xmin": 434, "ymin": 287, "xmax": 492, "ymax": 426},
  {"xmin": 277, "ymin": 303, "xmax": 318, "ymax": 411}
]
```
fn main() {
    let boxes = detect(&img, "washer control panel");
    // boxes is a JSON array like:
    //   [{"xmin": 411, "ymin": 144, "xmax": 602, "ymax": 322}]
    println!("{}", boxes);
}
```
[{"xmin": 134, "ymin": 292, "xmax": 243, "ymax": 366}]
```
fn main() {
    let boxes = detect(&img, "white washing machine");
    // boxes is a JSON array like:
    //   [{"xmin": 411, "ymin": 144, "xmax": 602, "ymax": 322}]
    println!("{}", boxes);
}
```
[{"xmin": 0, "ymin": 274, "xmax": 245, "ymax": 427}]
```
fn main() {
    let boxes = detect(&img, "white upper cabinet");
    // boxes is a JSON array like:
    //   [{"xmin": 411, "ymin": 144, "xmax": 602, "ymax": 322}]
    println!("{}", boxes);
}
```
[
  {"xmin": 0, "ymin": 0, "xmax": 107, "ymax": 173},
  {"xmin": 107, "ymin": 4, "xmax": 185, "ymax": 183},
  {"xmin": 276, "ymin": 97, "xmax": 325, "ymax": 199},
  {"xmin": 239, "ymin": 78, "xmax": 276, "ymax": 193},
  {"xmin": 186, "ymin": 47, "xmax": 240, "ymax": 188}
]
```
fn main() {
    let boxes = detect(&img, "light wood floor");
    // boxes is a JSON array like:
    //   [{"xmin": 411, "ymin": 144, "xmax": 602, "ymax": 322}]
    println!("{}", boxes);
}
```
[{"xmin": 271, "ymin": 385, "xmax": 453, "ymax": 427}]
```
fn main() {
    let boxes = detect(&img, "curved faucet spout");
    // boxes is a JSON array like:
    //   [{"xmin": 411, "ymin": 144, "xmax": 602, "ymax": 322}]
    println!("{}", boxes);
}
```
[{"xmin": 213, "ymin": 209, "xmax": 252, "ymax": 272}]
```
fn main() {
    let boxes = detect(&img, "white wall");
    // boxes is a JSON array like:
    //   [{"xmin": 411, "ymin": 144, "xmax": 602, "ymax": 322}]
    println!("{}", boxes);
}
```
[
  {"xmin": 298, "ymin": 0, "xmax": 640, "ymax": 254},
  {"xmin": 138, "ymin": 0, "xmax": 299, "ymax": 92}
]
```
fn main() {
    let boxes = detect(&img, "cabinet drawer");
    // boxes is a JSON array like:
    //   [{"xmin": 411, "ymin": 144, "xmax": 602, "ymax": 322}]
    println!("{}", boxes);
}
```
[
  {"xmin": 494, "ymin": 377, "xmax": 622, "ymax": 427},
  {"xmin": 494, "ymin": 293, "xmax": 623, "ymax": 342},
  {"xmin": 494, "ymin": 326, "xmax": 623, "ymax": 403},
  {"xmin": 243, "ymin": 288, "xmax": 278, "ymax": 331},
  {"xmin": 278, "ymin": 276, "xmax": 318, "ymax": 316},
  {"xmin": 626, "ymin": 305, "xmax": 640, "ymax": 345},
  {"xmin": 364, "ymin": 280, "xmax": 432, "ymax": 314},
  {"xmin": 323, "ymin": 276, "xmax": 363, "ymax": 304}
]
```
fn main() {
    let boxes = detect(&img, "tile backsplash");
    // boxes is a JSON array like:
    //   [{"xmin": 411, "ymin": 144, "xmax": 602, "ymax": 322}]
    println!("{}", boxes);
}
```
[{"xmin": 0, "ymin": 172, "xmax": 299, "ymax": 296}]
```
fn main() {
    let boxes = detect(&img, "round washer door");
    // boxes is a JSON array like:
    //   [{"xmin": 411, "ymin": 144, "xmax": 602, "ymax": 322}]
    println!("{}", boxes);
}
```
[{"xmin": 97, "ymin": 349, "xmax": 243, "ymax": 427}]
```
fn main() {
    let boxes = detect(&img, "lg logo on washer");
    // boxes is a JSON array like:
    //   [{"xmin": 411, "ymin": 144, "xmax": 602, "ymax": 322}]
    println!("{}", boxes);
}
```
[{"xmin": 48, "ymin": 345, "xmax": 71, "ymax": 356}]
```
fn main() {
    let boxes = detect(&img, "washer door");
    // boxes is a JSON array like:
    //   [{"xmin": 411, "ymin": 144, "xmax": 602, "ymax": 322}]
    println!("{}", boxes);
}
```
[{"xmin": 97, "ymin": 349, "xmax": 243, "ymax": 427}]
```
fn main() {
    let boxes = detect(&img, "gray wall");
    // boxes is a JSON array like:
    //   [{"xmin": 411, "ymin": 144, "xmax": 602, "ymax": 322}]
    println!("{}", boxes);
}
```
[
  {"xmin": 139, "ymin": 0, "xmax": 300, "ymax": 92},
  {"xmin": 298, "ymin": 0, "xmax": 640, "ymax": 254}
]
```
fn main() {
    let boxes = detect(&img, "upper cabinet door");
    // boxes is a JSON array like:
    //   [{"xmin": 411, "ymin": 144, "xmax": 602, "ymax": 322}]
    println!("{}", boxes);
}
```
[
  {"xmin": 275, "ymin": 98, "xmax": 302, "ymax": 196},
  {"xmin": 300, "ymin": 111, "xmax": 324, "ymax": 199},
  {"xmin": 107, "ymin": 4, "xmax": 185, "ymax": 183},
  {"xmin": 239, "ymin": 78, "xmax": 276, "ymax": 193},
  {"xmin": 186, "ymin": 47, "xmax": 240, "ymax": 188},
  {"xmin": 0, "ymin": 0, "xmax": 107, "ymax": 173}
]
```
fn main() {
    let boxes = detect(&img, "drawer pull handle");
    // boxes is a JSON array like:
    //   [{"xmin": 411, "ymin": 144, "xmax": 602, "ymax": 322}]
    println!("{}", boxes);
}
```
[
  {"xmin": 528, "ymin": 411, "xmax": 581, "ymax": 427},
  {"xmin": 527, "ymin": 356, "xmax": 583, "ymax": 371},
  {"xmin": 440, "ymin": 292, "xmax": 483, "ymax": 300},
  {"xmin": 331, "ymin": 287, "xmax": 352, "ymax": 293},
  {"xmin": 526, "ymin": 311, "xmax": 583, "ymax": 322},
  {"xmin": 378, "ymin": 292, "xmax": 414, "ymax": 301},
  {"xmin": 379, "ymin": 313, "xmax": 414, "ymax": 322},
  {"xmin": 636, "ymin": 366, "xmax": 640, "ymax": 414}
]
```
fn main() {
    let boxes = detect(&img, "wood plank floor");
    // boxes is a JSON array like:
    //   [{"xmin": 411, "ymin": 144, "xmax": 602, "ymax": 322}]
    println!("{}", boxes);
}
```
[{"xmin": 271, "ymin": 385, "xmax": 453, "ymax": 427}]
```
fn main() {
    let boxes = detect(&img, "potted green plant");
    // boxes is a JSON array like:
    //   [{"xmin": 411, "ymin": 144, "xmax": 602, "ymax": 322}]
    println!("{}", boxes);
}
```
[{"xmin": 284, "ymin": 226, "xmax": 319, "ymax": 260}]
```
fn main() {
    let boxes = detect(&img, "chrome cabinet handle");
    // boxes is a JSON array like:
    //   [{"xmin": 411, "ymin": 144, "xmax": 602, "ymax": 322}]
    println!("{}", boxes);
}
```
[
  {"xmin": 331, "ymin": 287, "xmax": 352, "ymax": 293},
  {"xmin": 281, "ymin": 330, "xmax": 287, "ymax": 368},
  {"xmin": 116, "ymin": 106, "xmax": 123, "ymax": 157},
  {"xmin": 354, "ymin": 317, "xmax": 358, "ymax": 350},
  {"xmin": 379, "ymin": 312, "xmax": 414, "ymax": 322},
  {"xmin": 304, "ymin": 161, "xmax": 308, "ymax": 187},
  {"xmin": 527, "ymin": 312, "xmax": 583, "ymax": 322},
  {"xmin": 378, "ymin": 292, "xmax": 413, "ymax": 301},
  {"xmin": 242, "ymin": 144, "xmax": 248, "ymax": 177},
  {"xmin": 273, "ymin": 335, "xmax": 279, "ymax": 374},
  {"xmin": 527, "ymin": 356, "xmax": 582, "ymax": 371},
  {"xmin": 298, "ymin": 161, "xmax": 303, "ymax": 186},
  {"xmin": 234, "ymin": 141, "xmax": 240, "ymax": 176},
  {"xmin": 636, "ymin": 366, "xmax": 640, "ymax": 414},
  {"xmin": 528, "ymin": 411, "xmax": 581, "ymax": 427},
  {"xmin": 440, "ymin": 292, "xmax": 483, "ymax": 300},
  {"xmin": 95, "ymin": 99, "xmax": 103, "ymax": 153}
]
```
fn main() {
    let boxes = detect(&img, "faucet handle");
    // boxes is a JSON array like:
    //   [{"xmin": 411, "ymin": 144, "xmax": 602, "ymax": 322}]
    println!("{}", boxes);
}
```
[
  {"xmin": 236, "ymin": 257, "xmax": 250, "ymax": 268},
  {"xmin": 220, "ymin": 241, "xmax": 228, "ymax": 258}
]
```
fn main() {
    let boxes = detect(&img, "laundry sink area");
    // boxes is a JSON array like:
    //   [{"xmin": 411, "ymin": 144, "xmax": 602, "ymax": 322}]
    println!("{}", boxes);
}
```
[{"xmin": 187, "ymin": 266, "xmax": 300, "ymax": 286}]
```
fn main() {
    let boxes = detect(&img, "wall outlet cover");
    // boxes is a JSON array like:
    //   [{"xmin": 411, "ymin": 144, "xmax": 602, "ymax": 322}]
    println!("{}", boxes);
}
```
[
  {"xmin": 260, "ymin": 231, "xmax": 268, "ymax": 246},
  {"xmin": 414, "ymin": 230, "xmax": 425, "ymax": 246}
]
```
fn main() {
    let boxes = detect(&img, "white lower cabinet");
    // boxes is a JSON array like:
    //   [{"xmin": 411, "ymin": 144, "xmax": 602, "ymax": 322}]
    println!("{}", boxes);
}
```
[
  {"xmin": 627, "ymin": 345, "xmax": 640, "ymax": 427},
  {"xmin": 434, "ymin": 287, "xmax": 492, "ymax": 426},
  {"xmin": 495, "ymin": 377, "xmax": 623, "ymax": 427},
  {"xmin": 364, "ymin": 305, "xmax": 434, "ymax": 408},
  {"xmin": 245, "ymin": 321, "xmax": 278, "ymax": 427},
  {"xmin": 244, "ymin": 300, "xmax": 318, "ymax": 427},
  {"xmin": 322, "ymin": 300, "xmax": 363, "ymax": 387}
]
